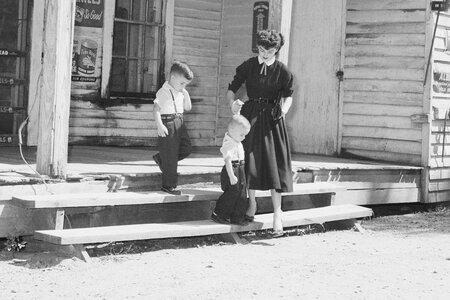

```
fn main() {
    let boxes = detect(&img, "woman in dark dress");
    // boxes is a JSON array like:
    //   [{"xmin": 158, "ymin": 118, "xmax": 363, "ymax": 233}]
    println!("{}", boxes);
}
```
[{"xmin": 228, "ymin": 30, "xmax": 294, "ymax": 236}]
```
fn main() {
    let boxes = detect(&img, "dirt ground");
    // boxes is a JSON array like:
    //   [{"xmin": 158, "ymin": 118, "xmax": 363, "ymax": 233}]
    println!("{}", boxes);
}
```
[{"xmin": 0, "ymin": 207, "xmax": 449, "ymax": 300}]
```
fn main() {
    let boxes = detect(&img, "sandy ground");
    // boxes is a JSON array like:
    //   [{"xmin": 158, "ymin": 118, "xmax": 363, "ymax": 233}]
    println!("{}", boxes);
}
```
[{"xmin": 0, "ymin": 208, "xmax": 449, "ymax": 300}]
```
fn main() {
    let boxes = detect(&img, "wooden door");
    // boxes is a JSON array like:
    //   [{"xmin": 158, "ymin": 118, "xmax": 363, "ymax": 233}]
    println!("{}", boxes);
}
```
[
  {"xmin": 286, "ymin": 0, "xmax": 345, "ymax": 155},
  {"xmin": 0, "ymin": 0, "xmax": 30, "ymax": 146}
]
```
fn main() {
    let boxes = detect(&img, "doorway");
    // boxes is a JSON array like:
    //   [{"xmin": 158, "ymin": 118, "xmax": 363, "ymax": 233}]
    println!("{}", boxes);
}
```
[
  {"xmin": 286, "ymin": 0, "xmax": 345, "ymax": 155},
  {"xmin": 0, "ymin": 0, "xmax": 30, "ymax": 146}
]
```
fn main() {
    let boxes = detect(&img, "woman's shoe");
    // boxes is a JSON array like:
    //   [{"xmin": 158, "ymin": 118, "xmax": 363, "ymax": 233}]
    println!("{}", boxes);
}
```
[
  {"xmin": 272, "ymin": 230, "xmax": 286, "ymax": 238},
  {"xmin": 244, "ymin": 215, "xmax": 254, "ymax": 222}
]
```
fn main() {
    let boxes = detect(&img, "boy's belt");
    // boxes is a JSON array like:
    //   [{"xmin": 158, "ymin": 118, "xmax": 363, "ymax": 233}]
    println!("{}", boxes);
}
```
[
  {"xmin": 231, "ymin": 160, "xmax": 245, "ymax": 166},
  {"xmin": 161, "ymin": 113, "xmax": 183, "ymax": 121}
]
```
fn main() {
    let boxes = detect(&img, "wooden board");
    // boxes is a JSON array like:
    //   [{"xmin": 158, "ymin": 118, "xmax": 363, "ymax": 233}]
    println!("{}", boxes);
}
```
[
  {"xmin": 34, "ymin": 204, "xmax": 373, "ymax": 245},
  {"xmin": 334, "ymin": 188, "xmax": 421, "ymax": 205},
  {"xmin": 286, "ymin": 0, "xmax": 344, "ymax": 155},
  {"xmin": 346, "ymin": 0, "xmax": 425, "ymax": 10},
  {"xmin": 11, "ymin": 183, "xmax": 346, "ymax": 209}
]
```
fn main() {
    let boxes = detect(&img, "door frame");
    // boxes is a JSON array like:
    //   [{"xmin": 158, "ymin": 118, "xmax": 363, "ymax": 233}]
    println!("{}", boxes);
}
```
[{"xmin": 336, "ymin": 0, "xmax": 347, "ymax": 155}]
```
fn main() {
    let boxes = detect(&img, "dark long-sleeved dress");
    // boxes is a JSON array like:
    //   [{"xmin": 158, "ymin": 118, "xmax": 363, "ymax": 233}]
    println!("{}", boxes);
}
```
[{"xmin": 228, "ymin": 56, "xmax": 294, "ymax": 192}]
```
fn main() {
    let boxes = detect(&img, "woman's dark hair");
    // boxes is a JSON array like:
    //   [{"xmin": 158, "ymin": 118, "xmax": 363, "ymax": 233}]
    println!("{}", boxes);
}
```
[
  {"xmin": 256, "ymin": 29, "xmax": 285, "ymax": 53},
  {"xmin": 170, "ymin": 61, "xmax": 194, "ymax": 80}
]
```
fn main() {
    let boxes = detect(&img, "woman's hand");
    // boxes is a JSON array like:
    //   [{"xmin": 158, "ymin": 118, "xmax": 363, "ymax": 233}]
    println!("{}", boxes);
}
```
[
  {"xmin": 231, "ymin": 99, "xmax": 244, "ymax": 115},
  {"xmin": 281, "ymin": 97, "xmax": 292, "ymax": 117}
]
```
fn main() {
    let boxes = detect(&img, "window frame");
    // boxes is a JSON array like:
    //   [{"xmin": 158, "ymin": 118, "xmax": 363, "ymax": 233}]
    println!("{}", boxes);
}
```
[{"xmin": 107, "ymin": 0, "xmax": 165, "ymax": 100}]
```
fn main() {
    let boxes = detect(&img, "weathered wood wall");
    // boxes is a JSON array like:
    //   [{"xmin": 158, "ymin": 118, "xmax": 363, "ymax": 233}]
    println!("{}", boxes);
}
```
[
  {"xmin": 171, "ymin": 0, "xmax": 222, "ymax": 146},
  {"xmin": 341, "ymin": 0, "xmax": 427, "ymax": 165},
  {"xmin": 215, "ymin": 0, "xmax": 254, "ymax": 144},
  {"xmin": 428, "ymin": 10, "xmax": 450, "ymax": 202},
  {"xmin": 215, "ymin": 0, "xmax": 282, "ymax": 145},
  {"xmin": 69, "ymin": 0, "xmax": 224, "ymax": 147}
]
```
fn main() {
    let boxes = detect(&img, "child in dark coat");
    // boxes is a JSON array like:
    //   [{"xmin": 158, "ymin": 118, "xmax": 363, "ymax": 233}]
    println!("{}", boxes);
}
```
[{"xmin": 211, "ymin": 114, "xmax": 251, "ymax": 225}]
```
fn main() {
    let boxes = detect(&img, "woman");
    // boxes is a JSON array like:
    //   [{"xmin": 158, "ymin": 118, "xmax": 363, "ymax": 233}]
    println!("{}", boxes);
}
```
[{"xmin": 227, "ymin": 29, "xmax": 294, "ymax": 236}]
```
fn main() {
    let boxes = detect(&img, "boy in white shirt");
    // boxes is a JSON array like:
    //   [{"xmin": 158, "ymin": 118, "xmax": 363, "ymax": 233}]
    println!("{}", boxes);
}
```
[
  {"xmin": 153, "ymin": 62, "xmax": 193, "ymax": 195},
  {"xmin": 211, "ymin": 115, "xmax": 251, "ymax": 225}
]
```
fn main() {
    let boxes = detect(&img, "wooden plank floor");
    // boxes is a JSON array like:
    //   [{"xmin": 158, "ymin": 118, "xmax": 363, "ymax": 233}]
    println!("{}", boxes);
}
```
[
  {"xmin": 0, "ymin": 146, "xmax": 421, "ymax": 179},
  {"xmin": 11, "ymin": 183, "xmax": 346, "ymax": 208},
  {"xmin": 34, "ymin": 204, "xmax": 373, "ymax": 245}
]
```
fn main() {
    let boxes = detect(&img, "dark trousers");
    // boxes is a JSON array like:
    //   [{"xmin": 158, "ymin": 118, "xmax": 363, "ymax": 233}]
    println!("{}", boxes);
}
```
[
  {"xmin": 214, "ymin": 163, "xmax": 248, "ymax": 223},
  {"xmin": 156, "ymin": 116, "xmax": 191, "ymax": 188}
]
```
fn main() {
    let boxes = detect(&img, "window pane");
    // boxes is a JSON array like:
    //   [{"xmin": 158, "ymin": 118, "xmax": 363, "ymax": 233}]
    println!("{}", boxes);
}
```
[
  {"xmin": 0, "ymin": 86, "xmax": 12, "ymax": 103},
  {"xmin": 113, "ymin": 22, "xmax": 127, "ymax": 56},
  {"xmin": 0, "ymin": 2, "xmax": 19, "ymax": 49},
  {"xmin": 147, "ymin": 0, "xmax": 162, "ymax": 23},
  {"xmin": 132, "ymin": 0, "xmax": 145, "ymax": 21},
  {"xmin": 110, "ymin": 58, "xmax": 126, "ymax": 92},
  {"xmin": 128, "ymin": 24, "xmax": 141, "ymax": 58},
  {"xmin": 143, "ymin": 60, "xmax": 159, "ymax": 93},
  {"xmin": 0, "ymin": 57, "xmax": 16, "ymax": 73},
  {"xmin": 115, "ymin": 0, "xmax": 130, "ymax": 19},
  {"xmin": 0, "ymin": 114, "xmax": 14, "ymax": 134},
  {"xmin": 144, "ymin": 26, "xmax": 158, "ymax": 59},
  {"xmin": 127, "ymin": 59, "xmax": 139, "ymax": 92}
]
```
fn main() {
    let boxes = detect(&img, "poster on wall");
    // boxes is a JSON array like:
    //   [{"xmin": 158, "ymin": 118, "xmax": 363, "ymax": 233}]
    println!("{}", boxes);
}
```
[
  {"xmin": 252, "ymin": 1, "xmax": 269, "ymax": 53},
  {"xmin": 71, "ymin": 0, "xmax": 104, "ymax": 99},
  {"xmin": 433, "ymin": 70, "xmax": 450, "ymax": 95}
]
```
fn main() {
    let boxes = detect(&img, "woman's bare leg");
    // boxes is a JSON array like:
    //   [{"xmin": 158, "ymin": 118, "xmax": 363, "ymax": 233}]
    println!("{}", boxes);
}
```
[
  {"xmin": 270, "ymin": 189, "xmax": 283, "ymax": 232},
  {"xmin": 246, "ymin": 189, "xmax": 257, "ymax": 217}
]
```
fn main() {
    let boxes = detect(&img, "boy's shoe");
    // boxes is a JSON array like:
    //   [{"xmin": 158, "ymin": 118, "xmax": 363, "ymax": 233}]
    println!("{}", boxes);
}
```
[
  {"xmin": 211, "ymin": 212, "xmax": 230, "ymax": 224},
  {"xmin": 161, "ymin": 186, "xmax": 181, "ymax": 195},
  {"xmin": 153, "ymin": 154, "xmax": 162, "ymax": 171}
]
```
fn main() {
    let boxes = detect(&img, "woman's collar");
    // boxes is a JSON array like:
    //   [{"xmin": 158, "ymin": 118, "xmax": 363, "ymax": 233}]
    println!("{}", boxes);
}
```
[{"xmin": 258, "ymin": 55, "xmax": 275, "ymax": 66}]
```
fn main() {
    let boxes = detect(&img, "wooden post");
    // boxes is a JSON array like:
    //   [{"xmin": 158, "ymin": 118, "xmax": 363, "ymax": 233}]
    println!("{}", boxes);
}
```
[
  {"xmin": 36, "ymin": 0, "xmax": 76, "ymax": 178},
  {"xmin": 277, "ymin": 0, "xmax": 292, "ymax": 65}
]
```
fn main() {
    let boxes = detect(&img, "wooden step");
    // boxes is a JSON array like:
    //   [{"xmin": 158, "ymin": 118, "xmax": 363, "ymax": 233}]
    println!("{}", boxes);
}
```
[
  {"xmin": 34, "ymin": 204, "xmax": 372, "ymax": 245},
  {"xmin": 12, "ymin": 183, "xmax": 346, "ymax": 209}
]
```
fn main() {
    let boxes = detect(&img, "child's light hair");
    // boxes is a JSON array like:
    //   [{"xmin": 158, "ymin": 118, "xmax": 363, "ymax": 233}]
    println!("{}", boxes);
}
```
[
  {"xmin": 228, "ymin": 114, "xmax": 251, "ymax": 132},
  {"xmin": 170, "ymin": 61, "xmax": 194, "ymax": 81}
]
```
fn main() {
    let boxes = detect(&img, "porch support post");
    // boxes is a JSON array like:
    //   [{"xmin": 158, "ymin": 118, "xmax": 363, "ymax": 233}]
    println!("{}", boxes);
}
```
[
  {"xmin": 277, "ymin": 0, "xmax": 292, "ymax": 65},
  {"xmin": 36, "ymin": 0, "xmax": 76, "ymax": 178}
]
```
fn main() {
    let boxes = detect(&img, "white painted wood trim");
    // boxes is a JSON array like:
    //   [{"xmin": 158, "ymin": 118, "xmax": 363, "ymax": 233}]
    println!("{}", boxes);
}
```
[
  {"xmin": 337, "ymin": 0, "xmax": 347, "ymax": 154},
  {"xmin": 26, "ymin": 0, "xmax": 45, "ymax": 146},
  {"xmin": 163, "ymin": 0, "xmax": 174, "ymax": 78},
  {"xmin": 278, "ymin": 0, "xmax": 292, "ymax": 65},
  {"xmin": 100, "ymin": 0, "xmax": 116, "ymax": 99}
]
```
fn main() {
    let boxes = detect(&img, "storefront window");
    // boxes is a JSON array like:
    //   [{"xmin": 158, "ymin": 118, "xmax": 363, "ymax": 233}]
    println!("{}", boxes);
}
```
[{"xmin": 110, "ymin": 0, "xmax": 163, "ymax": 97}]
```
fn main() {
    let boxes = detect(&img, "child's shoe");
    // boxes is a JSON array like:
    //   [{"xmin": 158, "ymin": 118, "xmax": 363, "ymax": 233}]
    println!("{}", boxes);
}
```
[
  {"xmin": 230, "ymin": 218, "xmax": 249, "ymax": 226},
  {"xmin": 211, "ymin": 212, "xmax": 230, "ymax": 224},
  {"xmin": 161, "ymin": 186, "xmax": 181, "ymax": 195}
]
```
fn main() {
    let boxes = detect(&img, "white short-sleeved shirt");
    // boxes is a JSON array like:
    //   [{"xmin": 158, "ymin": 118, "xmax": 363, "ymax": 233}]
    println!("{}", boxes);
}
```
[
  {"xmin": 220, "ymin": 132, "xmax": 245, "ymax": 161},
  {"xmin": 153, "ymin": 81, "xmax": 187, "ymax": 114}
]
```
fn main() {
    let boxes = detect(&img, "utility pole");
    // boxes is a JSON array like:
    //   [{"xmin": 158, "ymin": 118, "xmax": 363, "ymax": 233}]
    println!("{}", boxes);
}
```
[{"xmin": 36, "ymin": 0, "xmax": 76, "ymax": 178}]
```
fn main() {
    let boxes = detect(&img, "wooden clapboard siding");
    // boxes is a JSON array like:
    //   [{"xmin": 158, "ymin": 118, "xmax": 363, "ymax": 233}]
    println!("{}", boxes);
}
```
[
  {"xmin": 171, "ymin": 0, "xmax": 223, "ymax": 146},
  {"xmin": 428, "ymin": 11, "xmax": 450, "ymax": 202},
  {"xmin": 69, "ymin": 0, "xmax": 224, "ymax": 147},
  {"xmin": 342, "ymin": 0, "xmax": 426, "ymax": 165},
  {"xmin": 215, "ymin": 0, "xmax": 254, "ymax": 145}
]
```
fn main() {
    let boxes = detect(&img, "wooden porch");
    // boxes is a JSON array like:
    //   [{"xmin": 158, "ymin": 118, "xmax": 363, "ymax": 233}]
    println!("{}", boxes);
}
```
[
  {"xmin": 1, "ymin": 145, "xmax": 422, "ymax": 204},
  {"xmin": 0, "ymin": 145, "xmax": 422, "ymax": 252}
]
